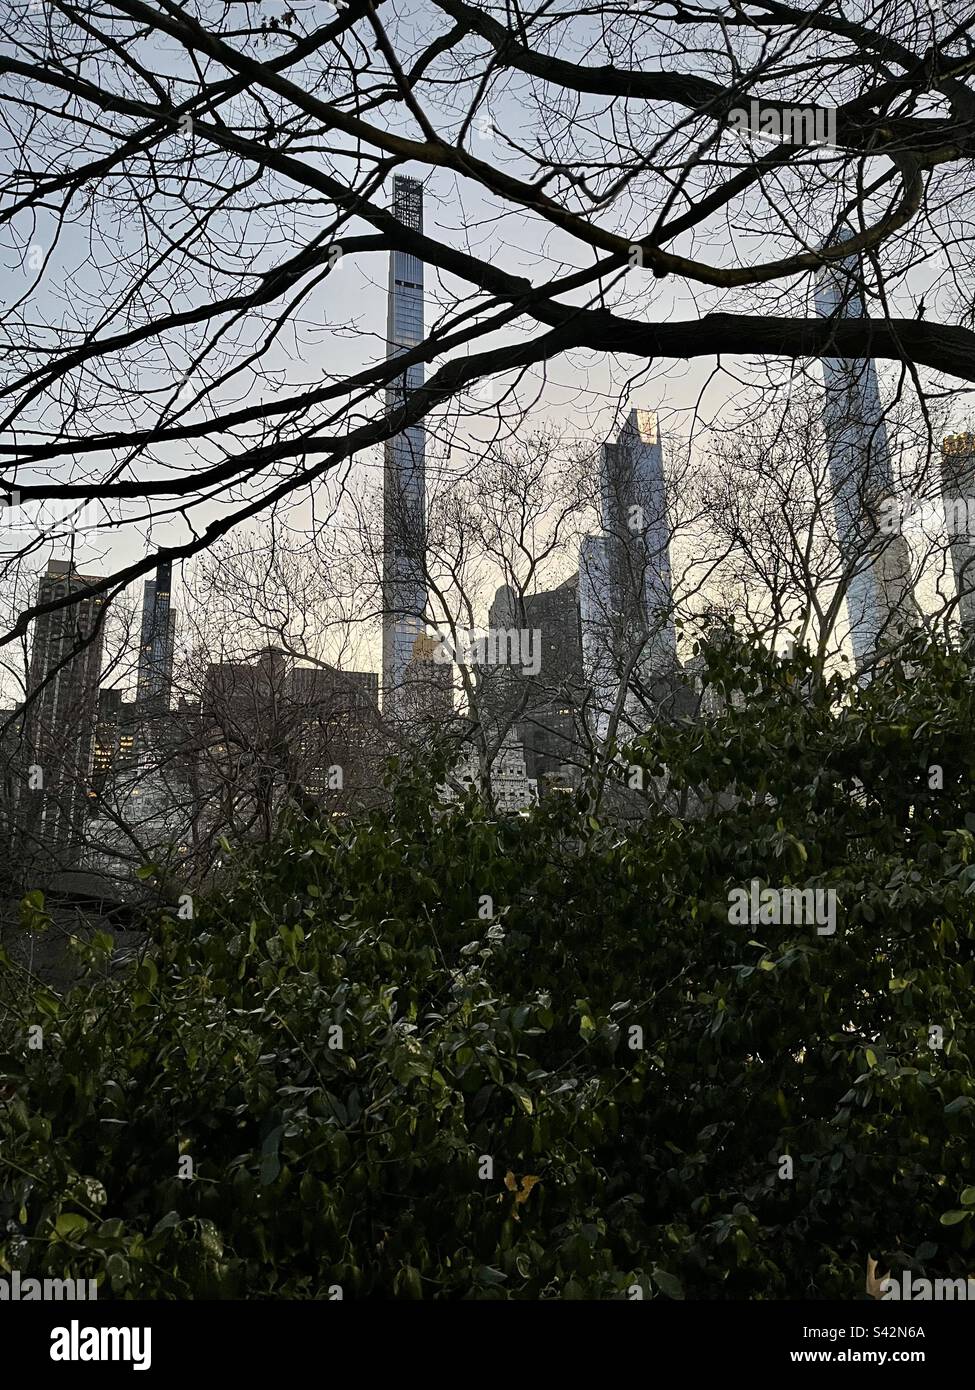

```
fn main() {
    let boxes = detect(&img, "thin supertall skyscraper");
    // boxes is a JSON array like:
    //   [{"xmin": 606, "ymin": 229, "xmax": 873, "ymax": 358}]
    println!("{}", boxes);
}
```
[
  {"xmin": 136, "ymin": 558, "xmax": 175, "ymax": 710},
  {"xmin": 382, "ymin": 175, "xmax": 427, "ymax": 715},
  {"xmin": 815, "ymin": 230, "xmax": 918, "ymax": 670}
]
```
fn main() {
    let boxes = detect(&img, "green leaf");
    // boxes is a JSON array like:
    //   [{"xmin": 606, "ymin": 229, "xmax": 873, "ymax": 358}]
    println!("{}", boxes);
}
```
[
  {"xmin": 652, "ymin": 1267, "xmax": 684, "ymax": 1300},
  {"xmin": 54, "ymin": 1213, "xmax": 89, "ymax": 1239},
  {"xmin": 508, "ymin": 1084, "xmax": 533, "ymax": 1115},
  {"xmin": 394, "ymin": 1265, "xmax": 424, "ymax": 1298}
]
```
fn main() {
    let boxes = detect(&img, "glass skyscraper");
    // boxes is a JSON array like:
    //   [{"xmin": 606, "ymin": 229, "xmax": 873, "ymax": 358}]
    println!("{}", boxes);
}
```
[{"xmin": 136, "ymin": 558, "xmax": 175, "ymax": 710}]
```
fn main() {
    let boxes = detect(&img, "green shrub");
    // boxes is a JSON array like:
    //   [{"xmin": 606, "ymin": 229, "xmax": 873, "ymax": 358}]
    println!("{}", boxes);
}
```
[{"xmin": 2, "ymin": 637, "xmax": 974, "ymax": 1298}]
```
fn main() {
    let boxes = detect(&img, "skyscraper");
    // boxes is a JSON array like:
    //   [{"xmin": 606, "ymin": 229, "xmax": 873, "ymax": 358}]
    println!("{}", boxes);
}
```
[
  {"xmin": 25, "ymin": 557, "xmax": 107, "ymax": 856},
  {"xmin": 287, "ymin": 661, "xmax": 383, "ymax": 804},
  {"xmin": 815, "ymin": 232, "xmax": 918, "ymax": 670},
  {"xmin": 382, "ymin": 175, "xmax": 427, "ymax": 715},
  {"xmin": 941, "ymin": 432, "xmax": 975, "ymax": 634},
  {"xmin": 487, "ymin": 576, "xmax": 584, "ymax": 784},
  {"xmin": 136, "ymin": 558, "xmax": 175, "ymax": 710},
  {"xmin": 92, "ymin": 686, "xmax": 138, "ymax": 791},
  {"xmin": 602, "ymin": 408, "xmax": 677, "ymax": 675},
  {"xmin": 401, "ymin": 632, "xmax": 453, "ymax": 726},
  {"xmin": 579, "ymin": 534, "xmax": 615, "ymax": 742},
  {"xmin": 579, "ymin": 409, "xmax": 677, "ymax": 739}
]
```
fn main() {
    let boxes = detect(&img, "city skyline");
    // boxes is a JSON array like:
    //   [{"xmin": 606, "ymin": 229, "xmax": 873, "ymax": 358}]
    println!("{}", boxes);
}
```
[{"xmin": 13, "ymin": 203, "xmax": 975, "ymax": 848}]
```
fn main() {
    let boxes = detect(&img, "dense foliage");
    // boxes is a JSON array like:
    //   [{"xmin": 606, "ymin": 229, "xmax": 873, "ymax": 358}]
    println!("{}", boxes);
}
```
[{"xmin": 2, "ymin": 638, "xmax": 975, "ymax": 1299}]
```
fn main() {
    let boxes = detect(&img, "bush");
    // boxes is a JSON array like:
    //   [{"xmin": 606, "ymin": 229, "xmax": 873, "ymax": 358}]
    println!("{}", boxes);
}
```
[{"xmin": 2, "ymin": 637, "xmax": 974, "ymax": 1298}]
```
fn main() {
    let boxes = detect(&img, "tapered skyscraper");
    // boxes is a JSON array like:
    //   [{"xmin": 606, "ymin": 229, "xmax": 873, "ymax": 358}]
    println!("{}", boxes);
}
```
[
  {"xmin": 136, "ymin": 558, "xmax": 175, "ymax": 710},
  {"xmin": 579, "ymin": 408, "xmax": 677, "ymax": 739},
  {"xmin": 382, "ymin": 176, "xmax": 427, "ymax": 714},
  {"xmin": 815, "ymin": 231, "xmax": 918, "ymax": 670}
]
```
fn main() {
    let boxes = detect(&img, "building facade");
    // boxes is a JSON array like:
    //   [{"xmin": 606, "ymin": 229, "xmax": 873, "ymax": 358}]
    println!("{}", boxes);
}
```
[
  {"xmin": 287, "ymin": 661, "xmax": 382, "ymax": 802},
  {"xmin": 382, "ymin": 175, "xmax": 428, "ymax": 716},
  {"xmin": 92, "ymin": 686, "xmax": 138, "ymax": 791},
  {"xmin": 440, "ymin": 729, "xmax": 538, "ymax": 813},
  {"xmin": 25, "ymin": 558, "xmax": 107, "ymax": 859},
  {"xmin": 401, "ymin": 631, "xmax": 453, "ymax": 727},
  {"xmin": 941, "ymin": 432, "xmax": 975, "ymax": 634},
  {"xmin": 579, "ymin": 408, "xmax": 677, "ymax": 741},
  {"xmin": 136, "ymin": 558, "xmax": 175, "ymax": 710},
  {"xmin": 486, "ymin": 576, "xmax": 584, "ymax": 785}
]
